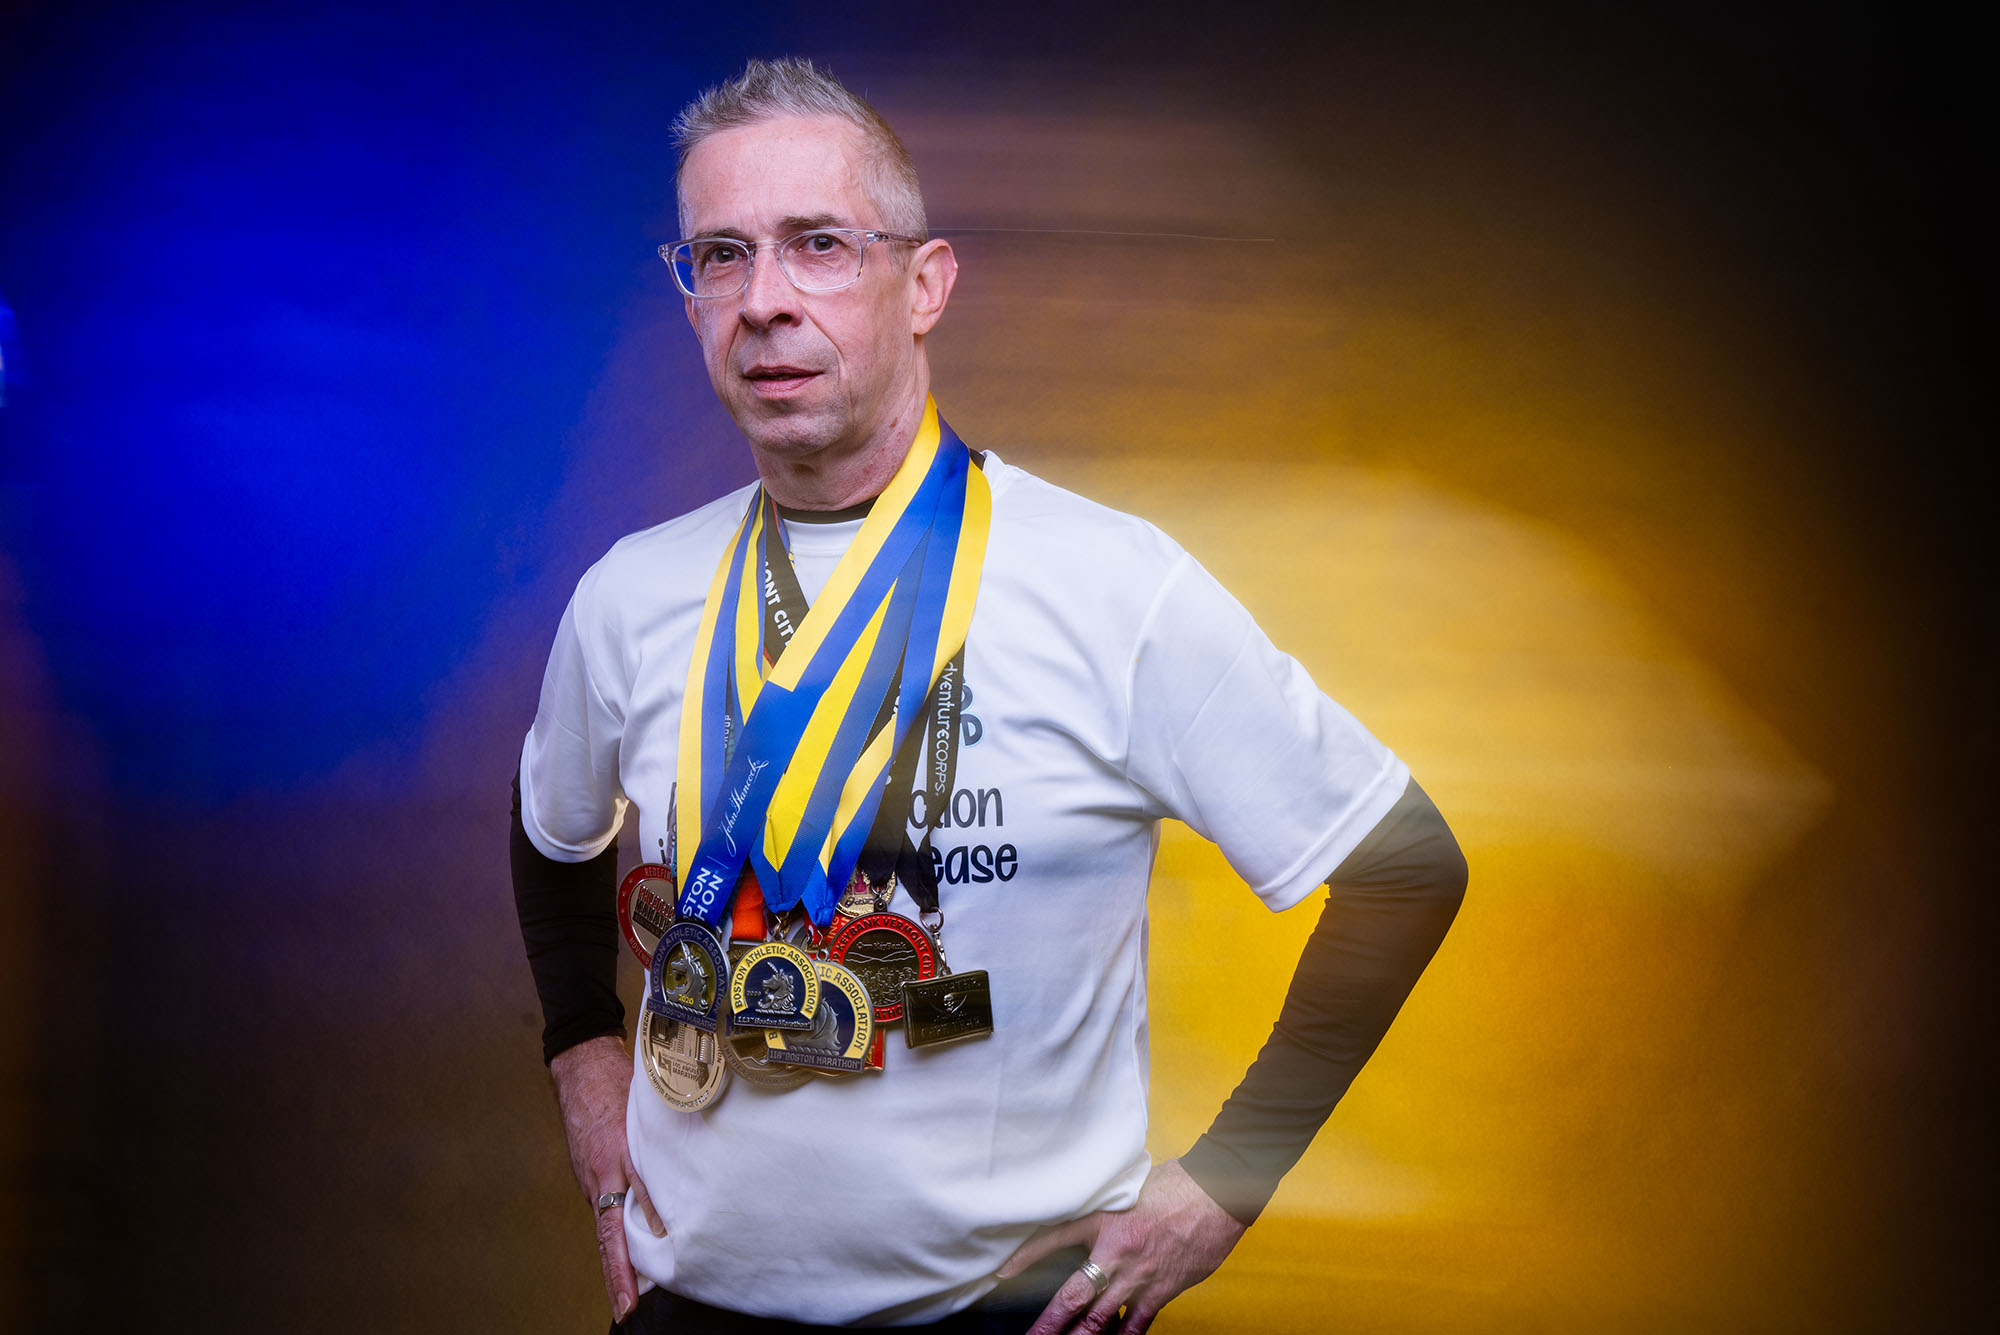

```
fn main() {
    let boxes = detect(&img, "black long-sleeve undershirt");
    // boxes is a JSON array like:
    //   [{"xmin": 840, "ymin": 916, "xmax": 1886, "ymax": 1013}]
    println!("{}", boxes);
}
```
[
  {"xmin": 511, "ymin": 772, "xmax": 626, "ymax": 1064},
  {"xmin": 510, "ymin": 772, "xmax": 1465, "ymax": 1216},
  {"xmin": 1177, "ymin": 778, "xmax": 1466, "ymax": 1223}
]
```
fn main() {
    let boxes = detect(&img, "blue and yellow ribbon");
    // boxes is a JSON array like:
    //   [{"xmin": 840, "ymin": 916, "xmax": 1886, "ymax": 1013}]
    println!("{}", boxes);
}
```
[{"xmin": 674, "ymin": 400, "xmax": 990, "ymax": 928}]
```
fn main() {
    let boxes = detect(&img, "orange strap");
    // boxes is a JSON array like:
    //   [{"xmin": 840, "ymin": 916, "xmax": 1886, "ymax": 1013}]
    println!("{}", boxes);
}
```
[{"xmin": 731, "ymin": 871, "xmax": 767, "ymax": 942}]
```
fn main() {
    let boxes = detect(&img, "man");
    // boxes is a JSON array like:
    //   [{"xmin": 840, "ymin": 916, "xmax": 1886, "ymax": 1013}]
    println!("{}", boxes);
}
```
[{"xmin": 513, "ymin": 58, "xmax": 1466, "ymax": 1334}]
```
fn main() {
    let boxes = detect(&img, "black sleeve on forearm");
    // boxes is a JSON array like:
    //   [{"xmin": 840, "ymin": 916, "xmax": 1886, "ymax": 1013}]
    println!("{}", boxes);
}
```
[
  {"xmin": 1179, "ymin": 778, "xmax": 1467, "ymax": 1224},
  {"xmin": 510, "ymin": 769, "xmax": 626, "ymax": 1065}
]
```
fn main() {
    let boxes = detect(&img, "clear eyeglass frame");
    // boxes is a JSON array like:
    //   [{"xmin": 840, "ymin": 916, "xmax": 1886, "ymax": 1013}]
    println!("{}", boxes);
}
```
[{"xmin": 659, "ymin": 227, "xmax": 923, "ymax": 299}]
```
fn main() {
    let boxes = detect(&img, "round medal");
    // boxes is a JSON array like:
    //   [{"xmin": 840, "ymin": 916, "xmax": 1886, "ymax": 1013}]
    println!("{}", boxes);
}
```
[
  {"xmin": 835, "ymin": 868, "xmax": 891, "ymax": 921},
  {"xmin": 728, "ymin": 941, "xmax": 820, "ymax": 1032},
  {"xmin": 638, "ymin": 1006, "xmax": 728, "ymax": 1111},
  {"xmin": 618, "ymin": 863, "xmax": 678, "ymax": 967},
  {"xmin": 647, "ymin": 920, "xmax": 729, "ymax": 1031},
  {"xmin": 767, "ymin": 959, "xmax": 875, "ymax": 1075},
  {"xmin": 827, "ymin": 912, "xmax": 938, "ymax": 1024},
  {"xmin": 721, "ymin": 1025, "xmax": 815, "ymax": 1092}
]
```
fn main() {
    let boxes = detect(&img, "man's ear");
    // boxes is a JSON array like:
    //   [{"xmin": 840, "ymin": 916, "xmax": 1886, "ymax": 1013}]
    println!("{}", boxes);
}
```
[
  {"xmin": 683, "ymin": 294, "xmax": 701, "ymax": 338},
  {"xmin": 908, "ymin": 239, "xmax": 957, "ymax": 337}
]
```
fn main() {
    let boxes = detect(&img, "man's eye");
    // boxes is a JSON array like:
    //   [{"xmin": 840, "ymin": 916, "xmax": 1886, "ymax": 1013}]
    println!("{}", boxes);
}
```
[
  {"xmin": 704, "ymin": 244, "xmax": 745, "ymax": 265},
  {"xmin": 802, "ymin": 232, "xmax": 842, "ymax": 253}
]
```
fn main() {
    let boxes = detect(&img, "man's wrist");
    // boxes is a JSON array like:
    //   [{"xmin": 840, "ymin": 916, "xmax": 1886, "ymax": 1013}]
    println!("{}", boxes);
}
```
[
  {"xmin": 552, "ymin": 1034, "xmax": 632, "ymax": 1128},
  {"xmin": 1178, "ymin": 1135, "xmax": 1272, "ymax": 1226},
  {"xmin": 551, "ymin": 1032, "xmax": 630, "ymax": 1091},
  {"xmin": 550, "ymin": 1031, "xmax": 628, "ymax": 1069},
  {"xmin": 551, "ymin": 1034, "xmax": 635, "ymax": 1191}
]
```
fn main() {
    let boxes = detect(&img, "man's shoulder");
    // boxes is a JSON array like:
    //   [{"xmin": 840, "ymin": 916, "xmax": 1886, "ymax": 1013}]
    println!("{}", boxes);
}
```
[
  {"xmin": 571, "ymin": 481, "xmax": 759, "ymax": 618},
  {"xmin": 985, "ymin": 456, "xmax": 1179, "ymax": 553},
  {"xmin": 983, "ymin": 454, "xmax": 1189, "ymax": 584}
]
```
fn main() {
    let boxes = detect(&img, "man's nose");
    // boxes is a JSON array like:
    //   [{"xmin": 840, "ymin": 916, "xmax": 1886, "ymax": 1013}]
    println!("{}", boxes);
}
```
[{"xmin": 738, "ymin": 247, "xmax": 799, "ymax": 327}]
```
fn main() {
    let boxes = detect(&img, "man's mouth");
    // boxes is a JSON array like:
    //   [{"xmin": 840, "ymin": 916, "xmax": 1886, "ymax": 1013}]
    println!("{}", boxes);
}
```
[{"xmin": 744, "ymin": 365, "xmax": 821, "ymax": 394}]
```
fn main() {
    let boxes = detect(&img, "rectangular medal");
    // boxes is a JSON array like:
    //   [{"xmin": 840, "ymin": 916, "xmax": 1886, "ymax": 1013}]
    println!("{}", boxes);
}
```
[{"xmin": 900, "ymin": 970, "xmax": 994, "ymax": 1048}]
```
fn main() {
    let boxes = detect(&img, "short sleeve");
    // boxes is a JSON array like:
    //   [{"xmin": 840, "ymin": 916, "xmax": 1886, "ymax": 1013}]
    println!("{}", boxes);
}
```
[
  {"xmin": 519, "ymin": 592, "xmax": 629, "ymax": 862},
  {"xmin": 1123, "ymin": 554, "xmax": 1409, "ymax": 911}
]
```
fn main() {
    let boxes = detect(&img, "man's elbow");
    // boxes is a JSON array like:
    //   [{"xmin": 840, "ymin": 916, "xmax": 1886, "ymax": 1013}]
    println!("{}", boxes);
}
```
[{"xmin": 1432, "ymin": 831, "xmax": 1468, "ymax": 917}]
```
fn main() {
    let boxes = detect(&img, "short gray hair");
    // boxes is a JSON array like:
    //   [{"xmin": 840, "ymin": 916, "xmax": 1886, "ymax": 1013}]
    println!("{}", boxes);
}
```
[{"xmin": 671, "ymin": 57, "xmax": 927, "ymax": 240}]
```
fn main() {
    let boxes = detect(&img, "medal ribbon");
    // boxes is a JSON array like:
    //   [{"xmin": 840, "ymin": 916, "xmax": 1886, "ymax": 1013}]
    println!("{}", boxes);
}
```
[
  {"xmin": 673, "ymin": 401, "xmax": 990, "ymax": 928},
  {"xmin": 760, "ymin": 481, "xmax": 980, "ymax": 927}
]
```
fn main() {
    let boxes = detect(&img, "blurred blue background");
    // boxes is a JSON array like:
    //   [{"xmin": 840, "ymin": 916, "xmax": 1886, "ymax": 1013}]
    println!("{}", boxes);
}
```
[{"xmin": 0, "ymin": 1, "xmax": 743, "ymax": 800}]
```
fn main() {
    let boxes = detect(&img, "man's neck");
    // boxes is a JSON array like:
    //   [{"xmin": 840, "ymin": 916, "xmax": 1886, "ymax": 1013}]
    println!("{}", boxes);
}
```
[{"xmin": 752, "ymin": 382, "xmax": 929, "ymax": 511}]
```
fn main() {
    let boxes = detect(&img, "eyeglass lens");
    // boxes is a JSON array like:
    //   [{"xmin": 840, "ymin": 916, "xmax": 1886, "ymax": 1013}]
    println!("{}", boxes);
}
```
[{"xmin": 671, "ymin": 230, "xmax": 868, "ymax": 297}]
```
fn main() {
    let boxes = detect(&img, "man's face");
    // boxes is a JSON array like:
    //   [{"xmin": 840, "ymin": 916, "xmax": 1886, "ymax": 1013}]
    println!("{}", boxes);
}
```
[{"xmin": 678, "ymin": 115, "xmax": 924, "ymax": 462}]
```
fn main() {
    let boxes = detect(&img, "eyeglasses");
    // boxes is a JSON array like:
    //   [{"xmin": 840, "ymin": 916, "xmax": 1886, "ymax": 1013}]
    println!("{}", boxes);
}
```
[{"xmin": 660, "ymin": 228, "xmax": 923, "ymax": 299}]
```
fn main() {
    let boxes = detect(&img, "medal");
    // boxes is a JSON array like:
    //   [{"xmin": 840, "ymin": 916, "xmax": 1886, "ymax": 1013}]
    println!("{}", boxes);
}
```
[
  {"xmin": 827, "ymin": 911, "xmax": 938, "ymax": 1024},
  {"xmin": 900, "ymin": 968, "xmax": 995, "ymax": 1048},
  {"xmin": 618, "ymin": 863, "xmax": 678, "ymax": 967},
  {"xmin": 718, "ymin": 942, "xmax": 814, "ymax": 1092},
  {"xmin": 728, "ymin": 940, "xmax": 819, "ymax": 1031},
  {"xmin": 721, "ymin": 1025, "xmax": 816, "ymax": 1091},
  {"xmin": 638, "ymin": 1006, "xmax": 728, "ymax": 1111},
  {"xmin": 647, "ymin": 920, "xmax": 729, "ymax": 1032},
  {"xmin": 834, "ymin": 867, "xmax": 886, "ymax": 921},
  {"xmin": 766, "ymin": 959, "xmax": 875, "ymax": 1075}
]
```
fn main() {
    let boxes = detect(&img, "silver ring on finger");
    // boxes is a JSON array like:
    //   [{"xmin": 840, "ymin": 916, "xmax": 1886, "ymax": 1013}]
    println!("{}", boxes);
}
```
[
  {"xmin": 596, "ymin": 1189, "xmax": 629, "ymax": 1213},
  {"xmin": 1077, "ymin": 1258, "xmax": 1111, "ymax": 1300}
]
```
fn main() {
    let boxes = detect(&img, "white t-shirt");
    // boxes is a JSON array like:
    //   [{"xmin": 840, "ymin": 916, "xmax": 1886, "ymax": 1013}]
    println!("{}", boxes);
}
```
[{"xmin": 519, "ymin": 453, "xmax": 1408, "ymax": 1325}]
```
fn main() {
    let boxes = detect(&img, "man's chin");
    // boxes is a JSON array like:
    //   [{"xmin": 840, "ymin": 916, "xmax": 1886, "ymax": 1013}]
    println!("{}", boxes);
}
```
[{"xmin": 732, "ymin": 401, "xmax": 845, "ymax": 459}]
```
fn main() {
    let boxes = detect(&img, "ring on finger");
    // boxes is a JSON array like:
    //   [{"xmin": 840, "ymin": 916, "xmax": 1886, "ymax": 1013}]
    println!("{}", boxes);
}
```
[
  {"xmin": 1077, "ymin": 1258, "xmax": 1111, "ymax": 1300},
  {"xmin": 596, "ymin": 1189, "xmax": 629, "ymax": 1213}
]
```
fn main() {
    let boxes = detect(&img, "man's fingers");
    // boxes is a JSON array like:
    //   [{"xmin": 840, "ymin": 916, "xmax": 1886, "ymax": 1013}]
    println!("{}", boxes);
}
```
[
  {"xmin": 627, "ymin": 1172, "xmax": 667, "ymax": 1239},
  {"xmin": 1024, "ymin": 1266, "xmax": 1103, "ymax": 1335},
  {"xmin": 997, "ymin": 1213, "xmax": 1101, "ymax": 1278},
  {"xmin": 594, "ymin": 1197, "xmax": 639, "ymax": 1323},
  {"xmin": 1076, "ymin": 1295, "xmax": 1128, "ymax": 1335},
  {"xmin": 1074, "ymin": 1261, "xmax": 1144, "ymax": 1335},
  {"xmin": 1120, "ymin": 1294, "xmax": 1162, "ymax": 1335}
]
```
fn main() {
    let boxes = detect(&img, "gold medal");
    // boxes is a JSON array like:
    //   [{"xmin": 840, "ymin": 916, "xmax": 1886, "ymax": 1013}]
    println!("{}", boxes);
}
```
[
  {"xmin": 721, "ymin": 1025, "xmax": 816, "ymax": 1092},
  {"xmin": 766, "ymin": 959, "xmax": 875, "ymax": 1075},
  {"xmin": 728, "ymin": 940, "xmax": 820, "ymax": 1031},
  {"xmin": 719, "ymin": 941, "xmax": 814, "ymax": 1091},
  {"xmin": 835, "ymin": 868, "xmax": 889, "ymax": 921},
  {"xmin": 648, "ymin": 920, "xmax": 729, "ymax": 1031},
  {"xmin": 638, "ymin": 1006, "xmax": 728, "ymax": 1111}
]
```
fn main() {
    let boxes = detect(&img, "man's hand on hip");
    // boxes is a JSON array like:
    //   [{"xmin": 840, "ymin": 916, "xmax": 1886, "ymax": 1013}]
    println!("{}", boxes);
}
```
[
  {"xmin": 551, "ymin": 1034, "xmax": 665, "ymax": 1325},
  {"xmin": 999, "ymin": 1158, "xmax": 1248, "ymax": 1335}
]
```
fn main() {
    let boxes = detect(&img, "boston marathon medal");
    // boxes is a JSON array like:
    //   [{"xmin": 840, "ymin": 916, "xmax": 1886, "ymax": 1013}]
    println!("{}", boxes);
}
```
[
  {"xmin": 648, "ymin": 920, "xmax": 729, "ymax": 1032},
  {"xmin": 618, "ymin": 863, "xmax": 678, "ymax": 967},
  {"xmin": 728, "ymin": 940, "xmax": 819, "ymax": 1032},
  {"xmin": 828, "ymin": 912, "xmax": 937, "ymax": 1024},
  {"xmin": 721, "ymin": 1023, "xmax": 816, "ymax": 1092},
  {"xmin": 901, "ymin": 969, "xmax": 995, "ymax": 1048},
  {"xmin": 638, "ymin": 1006, "xmax": 728, "ymax": 1112},
  {"xmin": 767, "ymin": 959, "xmax": 874, "ymax": 1075},
  {"xmin": 720, "ymin": 942, "xmax": 812, "ymax": 1090}
]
